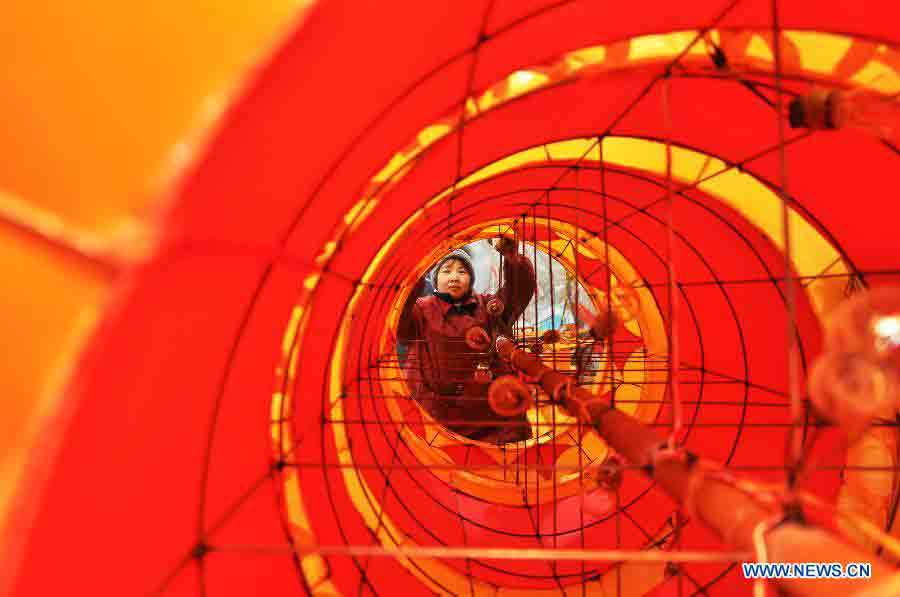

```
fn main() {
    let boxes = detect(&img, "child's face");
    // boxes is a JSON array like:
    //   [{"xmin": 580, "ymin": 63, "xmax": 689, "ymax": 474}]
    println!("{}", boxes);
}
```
[{"xmin": 436, "ymin": 259, "xmax": 471, "ymax": 300}]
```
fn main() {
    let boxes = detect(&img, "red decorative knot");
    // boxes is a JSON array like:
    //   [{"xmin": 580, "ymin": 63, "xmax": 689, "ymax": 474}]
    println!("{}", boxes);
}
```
[
  {"xmin": 575, "ymin": 302, "xmax": 618, "ymax": 342},
  {"xmin": 541, "ymin": 329, "xmax": 560, "ymax": 344},
  {"xmin": 590, "ymin": 307, "xmax": 618, "ymax": 342},
  {"xmin": 488, "ymin": 375, "xmax": 533, "ymax": 417},
  {"xmin": 589, "ymin": 454, "xmax": 625, "ymax": 492},
  {"xmin": 473, "ymin": 362, "xmax": 493, "ymax": 384},
  {"xmin": 465, "ymin": 326, "xmax": 491, "ymax": 351},
  {"xmin": 486, "ymin": 297, "xmax": 505, "ymax": 316}
]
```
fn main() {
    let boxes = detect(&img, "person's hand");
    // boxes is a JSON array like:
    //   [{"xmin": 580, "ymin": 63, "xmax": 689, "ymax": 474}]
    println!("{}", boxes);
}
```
[
  {"xmin": 465, "ymin": 326, "xmax": 491, "ymax": 351},
  {"xmin": 491, "ymin": 235, "xmax": 517, "ymax": 257}
]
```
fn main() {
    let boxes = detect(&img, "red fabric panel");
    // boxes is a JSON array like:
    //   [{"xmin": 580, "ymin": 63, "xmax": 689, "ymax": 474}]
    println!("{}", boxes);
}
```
[
  {"xmin": 14, "ymin": 253, "xmax": 270, "ymax": 594},
  {"xmin": 20, "ymin": 1, "xmax": 900, "ymax": 594},
  {"xmin": 203, "ymin": 551, "xmax": 304, "ymax": 595},
  {"xmin": 159, "ymin": 560, "xmax": 201, "ymax": 597},
  {"xmin": 203, "ymin": 263, "xmax": 304, "ymax": 530},
  {"xmin": 781, "ymin": 0, "xmax": 900, "ymax": 44},
  {"xmin": 207, "ymin": 477, "xmax": 286, "ymax": 548},
  {"xmin": 744, "ymin": 134, "xmax": 900, "ymax": 272},
  {"xmin": 613, "ymin": 75, "xmax": 782, "ymax": 162},
  {"xmin": 282, "ymin": 54, "xmax": 475, "ymax": 260},
  {"xmin": 461, "ymin": 69, "xmax": 664, "ymax": 173}
]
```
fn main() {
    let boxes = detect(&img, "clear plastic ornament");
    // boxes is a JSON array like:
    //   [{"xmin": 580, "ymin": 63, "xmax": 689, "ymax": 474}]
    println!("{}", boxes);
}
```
[
  {"xmin": 790, "ymin": 87, "xmax": 900, "ymax": 143},
  {"xmin": 808, "ymin": 351, "xmax": 896, "ymax": 434},
  {"xmin": 808, "ymin": 287, "xmax": 900, "ymax": 433}
]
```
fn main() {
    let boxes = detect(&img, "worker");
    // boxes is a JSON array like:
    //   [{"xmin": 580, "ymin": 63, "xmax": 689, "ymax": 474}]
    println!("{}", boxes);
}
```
[{"xmin": 398, "ymin": 238, "xmax": 537, "ymax": 443}]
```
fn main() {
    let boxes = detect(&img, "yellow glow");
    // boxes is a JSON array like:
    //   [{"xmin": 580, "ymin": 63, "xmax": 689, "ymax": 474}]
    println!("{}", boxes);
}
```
[
  {"xmin": 416, "ymin": 123, "xmax": 452, "ymax": 146},
  {"xmin": 342, "ymin": 29, "xmax": 898, "ymax": 284},
  {"xmin": 372, "ymin": 151, "xmax": 411, "ymax": 184},
  {"xmin": 628, "ymin": 31, "xmax": 702, "ymax": 61},
  {"xmin": 302, "ymin": 273, "xmax": 320, "ymax": 291},
  {"xmin": 464, "ymin": 146, "xmax": 547, "ymax": 188},
  {"xmin": 786, "ymin": 31, "xmax": 853, "ymax": 74},
  {"xmin": 510, "ymin": 70, "xmax": 537, "ymax": 86},
  {"xmin": 287, "ymin": 334, "xmax": 300, "ymax": 380},
  {"xmin": 270, "ymin": 392, "xmax": 284, "ymax": 423},
  {"xmin": 315, "ymin": 241, "xmax": 337, "ymax": 266},
  {"xmin": 615, "ymin": 367, "xmax": 643, "ymax": 417},
  {"xmin": 545, "ymin": 138, "xmax": 600, "ymax": 162},
  {"xmin": 670, "ymin": 145, "xmax": 726, "ymax": 184},
  {"xmin": 281, "ymin": 305, "xmax": 305, "ymax": 355},
  {"xmin": 506, "ymin": 69, "xmax": 550, "ymax": 99},
  {"xmin": 746, "ymin": 34, "xmax": 774, "ymax": 62},
  {"xmin": 465, "ymin": 96, "xmax": 479, "ymax": 118},
  {"xmin": 301, "ymin": 554, "xmax": 333, "ymax": 591},
  {"xmin": 851, "ymin": 60, "xmax": 900, "ymax": 95},
  {"xmin": 350, "ymin": 198, "xmax": 380, "ymax": 233},
  {"xmin": 564, "ymin": 46, "xmax": 607, "ymax": 70},
  {"xmin": 475, "ymin": 88, "xmax": 502, "ymax": 112},
  {"xmin": 603, "ymin": 136, "xmax": 666, "ymax": 174},
  {"xmin": 279, "ymin": 464, "xmax": 335, "ymax": 592},
  {"xmin": 343, "ymin": 198, "xmax": 367, "ymax": 226}
]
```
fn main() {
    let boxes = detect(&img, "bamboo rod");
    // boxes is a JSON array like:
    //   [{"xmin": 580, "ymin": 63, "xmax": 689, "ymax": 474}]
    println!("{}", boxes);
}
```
[
  {"xmin": 211, "ymin": 544, "xmax": 753, "ymax": 563},
  {"xmin": 494, "ymin": 335, "xmax": 895, "ymax": 596}
]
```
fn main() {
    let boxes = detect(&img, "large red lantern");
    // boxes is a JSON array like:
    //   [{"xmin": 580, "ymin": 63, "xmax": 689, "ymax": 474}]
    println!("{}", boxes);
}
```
[{"xmin": 4, "ymin": 2, "xmax": 900, "ymax": 596}]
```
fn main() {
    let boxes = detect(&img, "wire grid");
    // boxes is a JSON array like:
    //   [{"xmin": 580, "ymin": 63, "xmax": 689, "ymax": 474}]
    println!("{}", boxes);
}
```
[{"xmin": 154, "ymin": 1, "xmax": 900, "ymax": 595}]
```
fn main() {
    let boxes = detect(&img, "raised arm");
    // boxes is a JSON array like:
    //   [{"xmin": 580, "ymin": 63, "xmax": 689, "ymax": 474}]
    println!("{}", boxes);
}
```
[
  {"xmin": 397, "ymin": 276, "xmax": 427, "ymax": 345},
  {"xmin": 492, "ymin": 237, "xmax": 537, "ymax": 326}
]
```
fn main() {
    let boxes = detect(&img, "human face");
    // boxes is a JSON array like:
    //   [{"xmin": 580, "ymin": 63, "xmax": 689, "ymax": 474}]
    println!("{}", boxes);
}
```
[{"xmin": 436, "ymin": 258, "xmax": 471, "ymax": 300}]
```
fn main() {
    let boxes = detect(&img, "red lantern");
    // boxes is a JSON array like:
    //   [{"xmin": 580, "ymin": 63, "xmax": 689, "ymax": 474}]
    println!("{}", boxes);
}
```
[
  {"xmin": 486, "ymin": 297, "xmax": 505, "ymax": 316},
  {"xmin": 465, "ymin": 325, "xmax": 491, "ymax": 351},
  {"xmin": 487, "ymin": 375, "xmax": 533, "ymax": 417}
]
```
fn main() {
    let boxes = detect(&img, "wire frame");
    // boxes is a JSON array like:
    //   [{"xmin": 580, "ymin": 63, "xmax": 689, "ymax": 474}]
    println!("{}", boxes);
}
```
[{"xmin": 148, "ymin": 1, "xmax": 900, "ymax": 595}]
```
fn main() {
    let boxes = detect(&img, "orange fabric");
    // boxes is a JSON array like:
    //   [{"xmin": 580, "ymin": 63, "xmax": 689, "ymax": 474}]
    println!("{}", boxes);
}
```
[{"xmin": 7, "ymin": 1, "xmax": 900, "ymax": 595}]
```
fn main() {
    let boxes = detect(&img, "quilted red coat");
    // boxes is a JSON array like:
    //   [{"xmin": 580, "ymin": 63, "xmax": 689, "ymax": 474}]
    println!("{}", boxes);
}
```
[{"xmin": 398, "ymin": 253, "xmax": 537, "ymax": 443}]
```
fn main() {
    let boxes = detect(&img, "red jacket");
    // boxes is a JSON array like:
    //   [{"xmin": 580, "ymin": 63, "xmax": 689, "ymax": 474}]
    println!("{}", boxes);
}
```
[{"xmin": 398, "ymin": 253, "xmax": 537, "ymax": 443}]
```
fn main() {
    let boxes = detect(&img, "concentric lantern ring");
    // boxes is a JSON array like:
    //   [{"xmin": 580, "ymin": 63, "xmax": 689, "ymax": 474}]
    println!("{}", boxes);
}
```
[
  {"xmin": 264, "ymin": 25, "xmax": 895, "ymax": 597},
  {"xmin": 275, "ymin": 153, "xmax": 852, "ymax": 593}
]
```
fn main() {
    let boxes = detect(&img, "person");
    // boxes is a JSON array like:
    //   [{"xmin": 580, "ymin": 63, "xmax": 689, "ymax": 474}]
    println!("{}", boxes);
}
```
[{"xmin": 397, "ymin": 238, "xmax": 537, "ymax": 443}]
